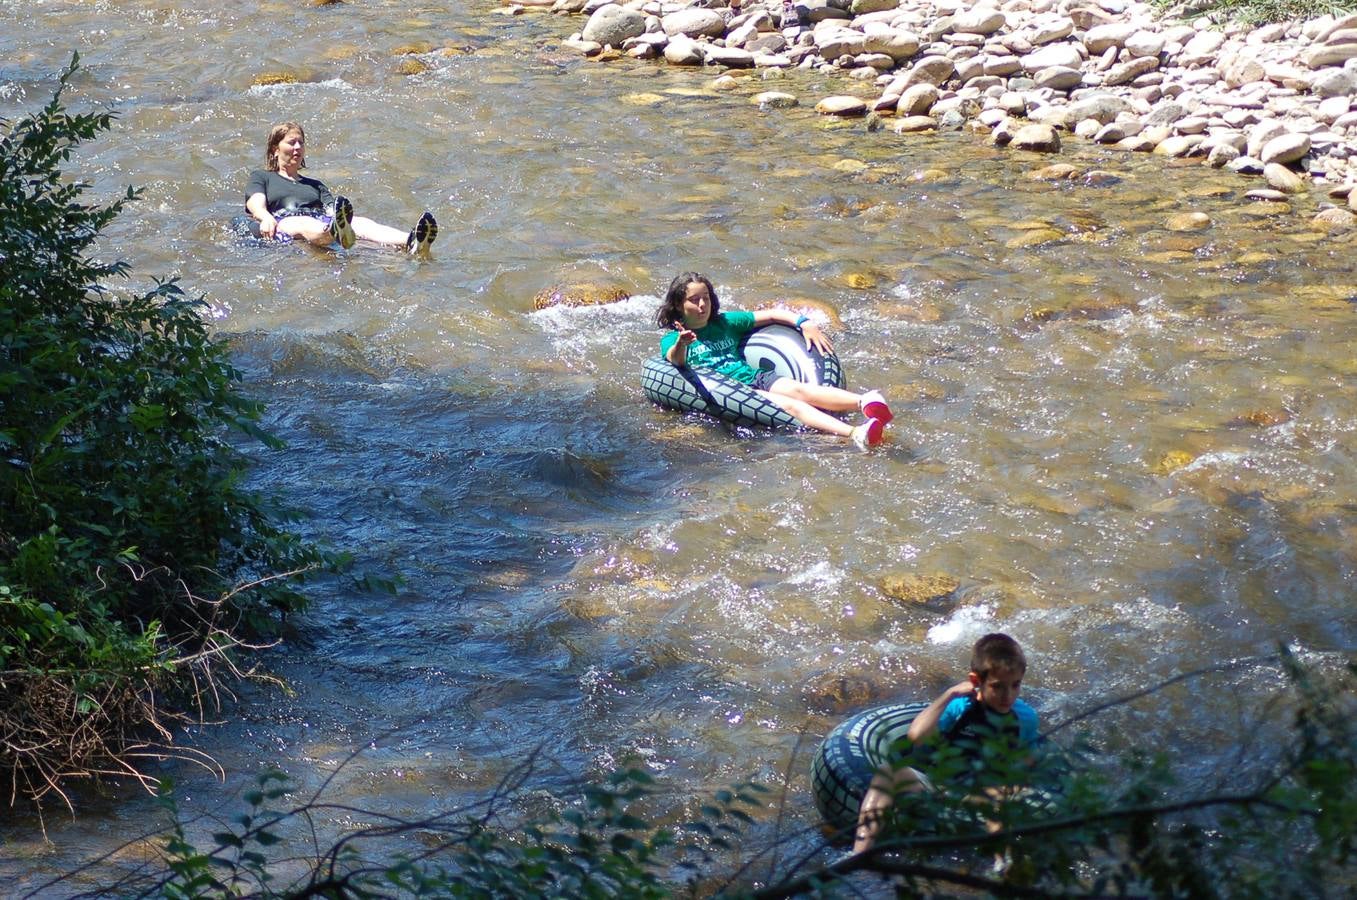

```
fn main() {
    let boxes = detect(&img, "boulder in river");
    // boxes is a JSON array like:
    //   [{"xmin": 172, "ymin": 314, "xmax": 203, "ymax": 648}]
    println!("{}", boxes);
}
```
[
  {"xmin": 879, "ymin": 571, "xmax": 960, "ymax": 606},
  {"xmin": 581, "ymin": 5, "xmax": 647, "ymax": 47},
  {"xmin": 532, "ymin": 282, "xmax": 632, "ymax": 310}
]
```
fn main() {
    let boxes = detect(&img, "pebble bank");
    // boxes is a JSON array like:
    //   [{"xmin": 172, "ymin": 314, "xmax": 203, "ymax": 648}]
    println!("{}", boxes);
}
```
[{"xmin": 505, "ymin": 0, "xmax": 1357, "ymax": 229}]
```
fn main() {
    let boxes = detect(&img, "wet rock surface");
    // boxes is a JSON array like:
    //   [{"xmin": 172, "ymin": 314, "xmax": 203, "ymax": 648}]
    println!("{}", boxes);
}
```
[{"xmin": 535, "ymin": 0, "xmax": 1357, "ymax": 221}]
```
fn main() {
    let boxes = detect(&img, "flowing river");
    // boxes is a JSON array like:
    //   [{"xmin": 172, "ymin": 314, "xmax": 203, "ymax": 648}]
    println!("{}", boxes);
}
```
[{"xmin": 3, "ymin": 0, "xmax": 1356, "ymax": 892}]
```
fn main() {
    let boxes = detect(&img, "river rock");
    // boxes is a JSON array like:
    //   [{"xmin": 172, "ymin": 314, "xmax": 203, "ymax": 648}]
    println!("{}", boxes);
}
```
[
  {"xmin": 1246, "ymin": 120, "xmax": 1290, "ymax": 159},
  {"xmin": 1104, "ymin": 55, "xmax": 1159, "ymax": 86},
  {"xmin": 563, "ymin": 37, "xmax": 603, "ymax": 55},
  {"xmin": 1144, "ymin": 101, "xmax": 1187, "ymax": 127},
  {"xmin": 1180, "ymin": 30, "xmax": 1226, "ymax": 66},
  {"xmin": 1022, "ymin": 42, "xmax": 1084, "ymax": 71},
  {"xmin": 1112, "ymin": 133, "xmax": 1156, "ymax": 151},
  {"xmin": 1304, "ymin": 43, "xmax": 1357, "ymax": 68},
  {"xmin": 707, "ymin": 46, "xmax": 756, "ymax": 67},
  {"xmin": 1010, "ymin": 122, "xmax": 1061, "ymax": 152},
  {"xmin": 879, "ymin": 572, "xmax": 960, "ymax": 606},
  {"xmin": 849, "ymin": 0, "xmax": 897, "ymax": 14},
  {"xmin": 816, "ymin": 95, "xmax": 868, "ymax": 116},
  {"xmin": 897, "ymin": 82, "xmax": 940, "ymax": 115},
  {"xmin": 1165, "ymin": 211, "xmax": 1211, "ymax": 231},
  {"xmin": 1260, "ymin": 133, "xmax": 1311, "ymax": 164},
  {"xmin": 801, "ymin": 673, "xmax": 878, "ymax": 713},
  {"xmin": 1063, "ymin": 93, "xmax": 1132, "ymax": 125},
  {"xmin": 1035, "ymin": 66, "xmax": 1083, "ymax": 91},
  {"xmin": 665, "ymin": 35, "xmax": 705, "ymax": 65},
  {"xmin": 1310, "ymin": 69, "xmax": 1357, "ymax": 98},
  {"xmin": 893, "ymin": 114, "xmax": 938, "ymax": 132},
  {"xmin": 1318, "ymin": 95, "xmax": 1353, "ymax": 123},
  {"xmin": 1031, "ymin": 163, "xmax": 1079, "ymax": 179},
  {"xmin": 863, "ymin": 28, "xmax": 922, "ymax": 62},
  {"xmin": 662, "ymin": 8, "xmax": 727, "ymax": 38},
  {"xmin": 754, "ymin": 91, "xmax": 799, "ymax": 108},
  {"xmin": 1154, "ymin": 134, "xmax": 1205, "ymax": 157},
  {"xmin": 1264, "ymin": 162, "xmax": 1305, "ymax": 193},
  {"xmin": 1026, "ymin": 15, "xmax": 1075, "ymax": 45},
  {"xmin": 818, "ymin": 27, "xmax": 868, "ymax": 60},
  {"xmin": 953, "ymin": 7, "xmax": 1006, "ymax": 35},
  {"xmin": 1093, "ymin": 121, "xmax": 1129, "ymax": 142},
  {"xmin": 905, "ymin": 55, "xmax": 955, "ymax": 86},
  {"xmin": 1208, "ymin": 143, "xmax": 1241, "ymax": 166},
  {"xmin": 1227, "ymin": 155, "xmax": 1266, "ymax": 174},
  {"xmin": 1313, "ymin": 207, "xmax": 1357, "ymax": 231},
  {"xmin": 1222, "ymin": 50, "xmax": 1266, "ymax": 87},
  {"xmin": 582, "ymin": 5, "xmax": 647, "ymax": 46},
  {"xmin": 532, "ymin": 282, "xmax": 632, "ymax": 310},
  {"xmin": 1124, "ymin": 30, "xmax": 1166, "ymax": 59},
  {"xmin": 1084, "ymin": 22, "xmax": 1137, "ymax": 54}
]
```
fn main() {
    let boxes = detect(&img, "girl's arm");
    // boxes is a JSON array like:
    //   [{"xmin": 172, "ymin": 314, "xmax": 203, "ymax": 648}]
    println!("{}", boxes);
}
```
[
  {"xmin": 751, "ymin": 308, "xmax": 833, "ymax": 354},
  {"xmin": 665, "ymin": 326, "xmax": 696, "ymax": 366},
  {"xmin": 906, "ymin": 680, "xmax": 975, "ymax": 743},
  {"xmin": 245, "ymin": 192, "xmax": 277, "ymax": 238}
]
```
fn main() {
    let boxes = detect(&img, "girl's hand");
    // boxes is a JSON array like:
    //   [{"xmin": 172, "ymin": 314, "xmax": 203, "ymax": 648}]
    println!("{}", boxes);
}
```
[
  {"xmin": 674, "ymin": 324, "xmax": 697, "ymax": 347},
  {"xmin": 800, "ymin": 321, "xmax": 834, "ymax": 355},
  {"xmin": 258, "ymin": 212, "xmax": 277, "ymax": 239}
]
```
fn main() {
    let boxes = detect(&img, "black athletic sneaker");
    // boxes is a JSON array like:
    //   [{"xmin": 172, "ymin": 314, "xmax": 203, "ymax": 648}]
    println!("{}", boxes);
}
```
[
  {"xmin": 406, "ymin": 211, "xmax": 437, "ymax": 258},
  {"xmin": 330, "ymin": 196, "xmax": 357, "ymax": 250}
]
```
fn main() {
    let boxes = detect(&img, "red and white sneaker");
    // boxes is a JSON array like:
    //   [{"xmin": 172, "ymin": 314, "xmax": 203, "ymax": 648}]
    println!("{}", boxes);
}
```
[
  {"xmin": 859, "ymin": 390, "xmax": 893, "ymax": 426},
  {"xmin": 851, "ymin": 417, "xmax": 884, "ymax": 451}
]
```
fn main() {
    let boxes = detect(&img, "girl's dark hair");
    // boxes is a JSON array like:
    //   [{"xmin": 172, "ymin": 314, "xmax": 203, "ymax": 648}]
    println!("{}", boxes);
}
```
[{"xmin": 656, "ymin": 272, "xmax": 720, "ymax": 329}]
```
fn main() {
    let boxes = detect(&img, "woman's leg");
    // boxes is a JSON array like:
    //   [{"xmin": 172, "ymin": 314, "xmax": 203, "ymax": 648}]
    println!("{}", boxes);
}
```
[
  {"xmin": 351, "ymin": 216, "xmax": 409, "ymax": 248},
  {"xmin": 275, "ymin": 215, "xmax": 334, "ymax": 246}
]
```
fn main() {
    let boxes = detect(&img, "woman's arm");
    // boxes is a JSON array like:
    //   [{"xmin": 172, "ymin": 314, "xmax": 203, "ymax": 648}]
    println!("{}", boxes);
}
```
[
  {"xmin": 751, "ymin": 308, "xmax": 833, "ymax": 354},
  {"xmin": 245, "ymin": 192, "xmax": 277, "ymax": 239}
]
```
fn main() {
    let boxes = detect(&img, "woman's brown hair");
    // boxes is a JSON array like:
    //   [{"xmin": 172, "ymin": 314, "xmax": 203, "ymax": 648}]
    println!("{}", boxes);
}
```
[{"xmin": 264, "ymin": 122, "xmax": 306, "ymax": 173}]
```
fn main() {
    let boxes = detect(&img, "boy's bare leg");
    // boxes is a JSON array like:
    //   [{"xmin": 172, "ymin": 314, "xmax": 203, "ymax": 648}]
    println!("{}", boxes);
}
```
[{"xmin": 854, "ymin": 767, "xmax": 928, "ymax": 854}]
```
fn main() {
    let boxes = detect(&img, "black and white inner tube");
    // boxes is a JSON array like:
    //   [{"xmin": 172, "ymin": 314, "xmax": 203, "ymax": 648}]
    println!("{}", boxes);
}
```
[{"xmin": 642, "ymin": 324, "xmax": 845, "ymax": 429}]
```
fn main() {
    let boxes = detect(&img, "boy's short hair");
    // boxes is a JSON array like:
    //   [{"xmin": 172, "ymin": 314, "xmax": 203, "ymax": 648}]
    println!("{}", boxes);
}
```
[{"xmin": 970, "ymin": 633, "xmax": 1026, "ymax": 679}]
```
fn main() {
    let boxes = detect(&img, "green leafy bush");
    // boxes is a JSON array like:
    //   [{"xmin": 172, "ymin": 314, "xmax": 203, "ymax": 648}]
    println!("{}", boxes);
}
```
[
  {"xmin": 0, "ymin": 57, "xmax": 332, "ymax": 807},
  {"xmin": 60, "ymin": 652, "xmax": 1352, "ymax": 899},
  {"xmin": 1151, "ymin": 0, "xmax": 1356, "ymax": 25}
]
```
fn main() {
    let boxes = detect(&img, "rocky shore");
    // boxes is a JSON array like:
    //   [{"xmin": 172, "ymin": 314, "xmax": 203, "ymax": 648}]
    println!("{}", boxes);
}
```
[{"xmin": 508, "ymin": 0, "xmax": 1357, "ymax": 229}]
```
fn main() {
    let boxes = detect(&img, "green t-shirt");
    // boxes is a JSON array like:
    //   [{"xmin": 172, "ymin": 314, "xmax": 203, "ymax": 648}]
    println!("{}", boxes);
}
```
[{"xmin": 659, "ymin": 311, "xmax": 759, "ymax": 384}]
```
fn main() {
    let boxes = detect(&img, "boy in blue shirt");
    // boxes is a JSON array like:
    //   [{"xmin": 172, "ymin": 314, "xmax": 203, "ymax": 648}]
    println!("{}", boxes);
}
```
[{"xmin": 853, "ymin": 633, "xmax": 1038, "ymax": 853}]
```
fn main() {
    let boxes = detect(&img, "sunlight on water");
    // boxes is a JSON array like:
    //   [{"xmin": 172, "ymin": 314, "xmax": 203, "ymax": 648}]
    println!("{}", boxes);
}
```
[{"xmin": 3, "ymin": 0, "xmax": 1357, "ymax": 889}]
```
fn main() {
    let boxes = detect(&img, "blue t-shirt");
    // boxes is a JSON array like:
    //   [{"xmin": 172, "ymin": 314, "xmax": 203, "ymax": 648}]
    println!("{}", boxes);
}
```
[
  {"xmin": 659, "ymin": 310, "xmax": 759, "ymax": 384},
  {"xmin": 937, "ymin": 695, "xmax": 1038, "ymax": 758}
]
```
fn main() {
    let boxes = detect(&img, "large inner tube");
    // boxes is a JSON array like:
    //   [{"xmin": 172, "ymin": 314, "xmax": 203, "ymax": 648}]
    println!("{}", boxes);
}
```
[
  {"xmin": 641, "ymin": 324, "xmax": 845, "ymax": 429},
  {"xmin": 230, "ymin": 215, "xmax": 264, "ymax": 240},
  {"xmin": 811, "ymin": 701, "xmax": 929, "ymax": 837}
]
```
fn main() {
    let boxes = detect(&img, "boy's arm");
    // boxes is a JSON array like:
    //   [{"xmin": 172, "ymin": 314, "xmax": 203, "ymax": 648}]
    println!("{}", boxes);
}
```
[{"xmin": 906, "ymin": 680, "xmax": 975, "ymax": 743}]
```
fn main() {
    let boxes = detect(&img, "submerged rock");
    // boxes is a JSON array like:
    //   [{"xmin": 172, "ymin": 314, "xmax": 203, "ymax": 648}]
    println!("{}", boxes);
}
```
[
  {"xmin": 532, "ymin": 283, "xmax": 632, "ymax": 310},
  {"xmin": 879, "ymin": 572, "xmax": 960, "ymax": 606}
]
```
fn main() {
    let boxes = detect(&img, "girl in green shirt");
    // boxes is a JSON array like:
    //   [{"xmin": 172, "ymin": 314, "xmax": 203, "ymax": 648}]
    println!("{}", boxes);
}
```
[{"xmin": 657, "ymin": 272, "xmax": 891, "ymax": 449}]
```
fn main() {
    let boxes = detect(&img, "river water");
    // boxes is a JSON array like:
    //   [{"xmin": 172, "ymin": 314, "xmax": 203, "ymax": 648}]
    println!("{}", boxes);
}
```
[{"xmin": 3, "ymin": 0, "xmax": 1356, "ymax": 892}]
